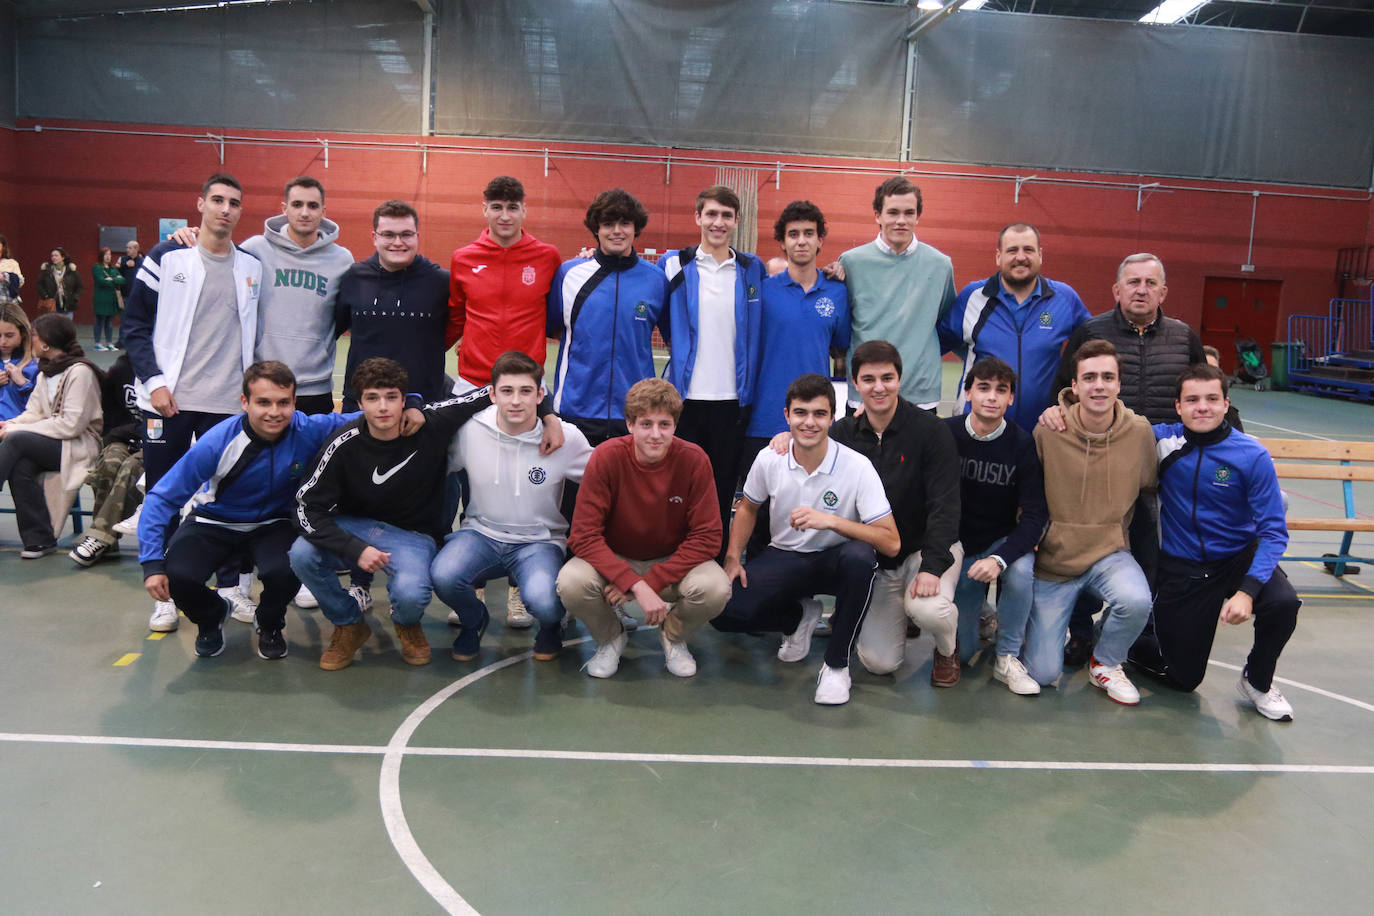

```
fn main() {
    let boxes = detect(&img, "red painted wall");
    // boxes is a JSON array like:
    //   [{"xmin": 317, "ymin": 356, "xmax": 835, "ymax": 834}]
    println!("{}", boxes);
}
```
[{"xmin": 4, "ymin": 118, "xmax": 1371, "ymax": 339}]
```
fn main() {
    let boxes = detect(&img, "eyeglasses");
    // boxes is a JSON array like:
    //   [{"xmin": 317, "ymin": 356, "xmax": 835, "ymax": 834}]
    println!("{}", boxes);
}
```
[{"xmin": 375, "ymin": 231, "xmax": 417, "ymax": 242}]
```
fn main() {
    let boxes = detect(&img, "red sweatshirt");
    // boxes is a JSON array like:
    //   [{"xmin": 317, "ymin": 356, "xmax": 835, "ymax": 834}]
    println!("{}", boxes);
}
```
[
  {"xmin": 569, "ymin": 436, "xmax": 722, "ymax": 593},
  {"xmin": 447, "ymin": 229, "xmax": 563, "ymax": 387}
]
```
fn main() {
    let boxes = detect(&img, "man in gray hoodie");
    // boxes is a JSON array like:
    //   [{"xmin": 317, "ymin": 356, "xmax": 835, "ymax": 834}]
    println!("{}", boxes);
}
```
[
  {"xmin": 431, "ymin": 350, "xmax": 592, "ymax": 661},
  {"xmin": 240, "ymin": 177, "xmax": 355, "ymax": 416}
]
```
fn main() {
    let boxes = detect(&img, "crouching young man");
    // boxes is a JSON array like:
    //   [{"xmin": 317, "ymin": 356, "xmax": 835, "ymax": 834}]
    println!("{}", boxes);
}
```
[
  {"xmin": 1024, "ymin": 339, "xmax": 1156, "ymax": 705},
  {"xmin": 1128, "ymin": 364, "xmax": 1299, "ymax": 720},
  {"xmin": 944, "ymin": 356, "xmax": 1048, "ymax": 695},
  {"xmin": 713, "ymin": 373, "xmax": 900, "ymax": 705},
  {"xmin": 556, "ymin": 379, "xmax": 729, "ymax": 678},
  {"xmin": 835, "ymin": 341, "xmax": 963, "ymax": 687},
  {"xmin": 139, "ymin": 361, "xmax": 416, "ymax": 660},
  {"xmin": 291, "ymin": 357, "xmax": 561, "ymax": 670},
  {"xmin": 431, "ymin": 351, "xmax": 593, "ymax": 662}
]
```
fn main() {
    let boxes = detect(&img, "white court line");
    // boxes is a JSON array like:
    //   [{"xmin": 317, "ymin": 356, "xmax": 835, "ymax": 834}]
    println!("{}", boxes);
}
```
[
  {"xmin": 3, "ymin": 731, "xmax": 1373, "ymax": 777},
  {"xmin": 1207, "ymin": 659, "xmax": 1374, "ymax": 714},
  {"xmin": 1240, "ymin": 420, "xmax": 1335, "ymax": 440}
]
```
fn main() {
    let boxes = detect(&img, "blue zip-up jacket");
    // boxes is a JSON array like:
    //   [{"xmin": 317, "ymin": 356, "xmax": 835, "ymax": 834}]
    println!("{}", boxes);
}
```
[
  {"xmin": 138, "ymin": 409, "xmax": 370, "ymax": 574},
  {"xmin": 1154, "ymin": 421, "xmax": 1288, "ymax": 596},
  {"xmin": 547, "ymin": 249, "xmax": 668, "ymax": 427},
  {"xmin": 942, "ymin": 274, "xmax": 1088, "ymax": 431},
  {"xmin": 657, "ymin": 245, "xmax": 764, "ymax": 408}
]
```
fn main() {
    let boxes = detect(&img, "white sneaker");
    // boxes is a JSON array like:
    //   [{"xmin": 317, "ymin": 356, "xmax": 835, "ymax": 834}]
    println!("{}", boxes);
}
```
[
  {"xmin": 1237, "ymin": 672, "xmax": 1294, "ymax": 721},
  {"xmin": 993, "ymin": 654, "xmax": 1041, "ymax": 696},
  {"xmin": 979, "ymin": 599, "xmax": 998, "ymax": 641},
  {"xmin": 348, "ymin": 584, "xmax": 374, "ymax": 615},
  {"xmin": 814, "ymin": 664, "xmax": 851, "ymax": 705},
  {"xmin": 148, "ymin": 600, "xmax": 179, "ymax": 632},
  {"xmin": 113, "ymin": 504, "xmax": 142, "ymax": 536},
  {"xmin": 294, "ymin": 584, "xmax": 319, "ymax": 608},
  {"xmin": 70, "ymin": 535, "xmax": 116, "ymax": 567},
  {"xmin": 584, "ymin": 629, "xmax": 628, "ymax": 678},
  {"xmin": 778, "ymin": 597, "xmax": 824, "ymax": 663},
  {"xmin": 1089, "ymin": 657, "xmax": 1140, "ymax": 706},
  {"xmin": 506, "ymin": 586, "xmax": 534, "ymax": 629},
  {"xmin": 219, "ymin": 586, "xmax": 258, "ymax": 624},
  {"xmin": 659, "ymin": 630, "xmax": 697, "ymax": 677},
  {"xmin": 447, "ymin": 609, "xmax": 462, "ymax": 626}
]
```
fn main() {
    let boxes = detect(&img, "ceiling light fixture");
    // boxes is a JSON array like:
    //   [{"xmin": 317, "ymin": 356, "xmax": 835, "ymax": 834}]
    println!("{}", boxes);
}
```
[{"xmin": 1140, "ymin": 1, "xmax": 1208, "ymax": 25}]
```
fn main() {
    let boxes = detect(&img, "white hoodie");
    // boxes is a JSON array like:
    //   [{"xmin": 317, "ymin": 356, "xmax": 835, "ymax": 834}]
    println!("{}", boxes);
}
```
[{"xmin": 449, "ymin": 405, "xmax": 592, "ymax": 547}]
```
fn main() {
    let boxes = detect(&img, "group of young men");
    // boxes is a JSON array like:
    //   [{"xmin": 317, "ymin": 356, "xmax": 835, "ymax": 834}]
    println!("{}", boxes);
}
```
[{"xmin": 102, "ymin": 169, "xmax": 1297, "ymax": 719}]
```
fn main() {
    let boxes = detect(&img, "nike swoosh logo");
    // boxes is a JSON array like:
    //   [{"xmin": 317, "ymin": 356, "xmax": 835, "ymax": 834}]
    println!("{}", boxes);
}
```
[
  {"xmin": 372, "ymin": 452, "xmax": 417, "ymax": 485},
  {"xmin": 472, "ymin": 265, "xmax": 488, "ymax": 273}
]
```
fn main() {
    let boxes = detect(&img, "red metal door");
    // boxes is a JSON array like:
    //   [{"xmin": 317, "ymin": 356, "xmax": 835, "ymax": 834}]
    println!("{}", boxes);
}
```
[{"xmin": 1200, "ymin": 277, "xmax": 1283, "ymax": 373}]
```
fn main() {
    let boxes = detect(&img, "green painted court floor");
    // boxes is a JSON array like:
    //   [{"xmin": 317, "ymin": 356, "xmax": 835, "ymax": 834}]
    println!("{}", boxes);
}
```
[{"xmin": 2, "ymin": 342, "xmax": 1373, "ymax": 914}]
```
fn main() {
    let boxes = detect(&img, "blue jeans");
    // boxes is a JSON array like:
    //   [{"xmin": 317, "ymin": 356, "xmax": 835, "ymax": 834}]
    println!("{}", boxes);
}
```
[
  {"xmin": 431, "ymin": 529, "xmax": 566, "ymax": 632},
  {"xmin": 1024, "ymin": 550, "xmax": 1152, "ymax": 686},
  {"xmin": 288, "ymin": 517, "xmax": 437, "ymax": 626},
  {"xmin": 93, "ymin": 314, "xmax": 114, "ymax": 345},
  {"xmin": 952, "ymin": 537, "xmax": 1035, "ymax": 661}
]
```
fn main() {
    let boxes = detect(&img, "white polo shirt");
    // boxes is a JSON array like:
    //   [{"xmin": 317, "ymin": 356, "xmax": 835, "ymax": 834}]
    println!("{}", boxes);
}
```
[
  {"xmin": 741, "ymin": 438, "xmax": 892, "ymax": 553},
  {"xmin": 685, "ymin": 247, "xmax": 738, "ymax": 400}
]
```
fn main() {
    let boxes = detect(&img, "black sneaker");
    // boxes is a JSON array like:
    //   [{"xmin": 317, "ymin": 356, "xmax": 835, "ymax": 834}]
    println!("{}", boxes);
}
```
[
  {"xmin": 451, "ymin": 610, "xmax": 490, "ymax": 661},
  {"xmin": 1063, "ymin": 635, "xmax": 1094, "ymax": 667},
  {"xmin": 533, "ymin": 622, "xmax": 563, "ymax": 661},
  {"xmin": 257, "ymin": 626, "xmax": 288, "ymax": 660},
  {"xmin": 195, "ymin": 625, "xmax": 226, "ymax": 657}
]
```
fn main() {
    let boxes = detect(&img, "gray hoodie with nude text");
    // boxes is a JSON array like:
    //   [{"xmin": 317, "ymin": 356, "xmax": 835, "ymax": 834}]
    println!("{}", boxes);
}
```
[{"xmin": 240, "ymin": 215, "xmax": 354, "ymax": 396}]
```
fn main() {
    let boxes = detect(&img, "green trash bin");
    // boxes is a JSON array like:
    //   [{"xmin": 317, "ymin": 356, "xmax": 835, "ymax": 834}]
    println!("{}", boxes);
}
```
[{"xmin": 1270, "ymin": 341, "xmax": 1299, "ymax": 390}]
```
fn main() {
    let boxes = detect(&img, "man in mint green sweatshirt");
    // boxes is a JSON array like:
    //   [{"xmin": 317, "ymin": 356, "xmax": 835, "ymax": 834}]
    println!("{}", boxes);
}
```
[{"xmin": 838, "ymin": 177, "xmax": 956, "ymax": 412}]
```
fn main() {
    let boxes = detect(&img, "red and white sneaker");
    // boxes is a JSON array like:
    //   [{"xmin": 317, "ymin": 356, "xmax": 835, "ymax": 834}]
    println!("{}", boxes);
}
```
[{"xmin": 1089, "ymin": 657, "xmax": 1140, "ymax": 706}]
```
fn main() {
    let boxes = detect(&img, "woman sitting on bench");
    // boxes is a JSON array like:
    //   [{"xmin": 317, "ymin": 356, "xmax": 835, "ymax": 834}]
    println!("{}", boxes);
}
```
[{"xmin": 0, "ymin": 313, "xmax": 103, "ymax": 558}]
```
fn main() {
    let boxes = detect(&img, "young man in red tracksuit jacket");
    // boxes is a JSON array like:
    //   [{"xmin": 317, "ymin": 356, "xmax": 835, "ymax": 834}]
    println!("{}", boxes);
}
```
[
  {"xmin": 446, "ymin": 175, "xmax": 563, "ymax": 392},
  {"xmin": 446, "ymin": 176, "xmax": 565, "ymax": 628},
  {"xmin": 556, "ymin": 379, "xmax": 730, "ymax": 681}
]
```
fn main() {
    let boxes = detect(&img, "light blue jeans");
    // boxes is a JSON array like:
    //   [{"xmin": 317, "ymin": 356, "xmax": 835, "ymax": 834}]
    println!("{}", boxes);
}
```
[
  {"xmin": 1024, "ymin": 550, "xmax": 1151, "ymax": 686},
  {"xmin": 431, "ymin": 529, "xmax": 566, "ymax": 631},
  {"xmin": 288, "ymin": 516, "xmax": 438, "ymax": 627},
  {"xmin": 952, "ymin": 537, "xmax": 1035, "ymax": 662}
]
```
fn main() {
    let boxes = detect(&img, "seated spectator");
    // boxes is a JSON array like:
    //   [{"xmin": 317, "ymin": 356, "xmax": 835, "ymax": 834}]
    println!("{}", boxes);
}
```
[
  {"xmin": 138, "ymin": 361, "xmax": 419, "ymax": 659},
  {"xmin": 432, "ymin": 351, "xmax": 593, "ymax": 662},
  {"xmin": 713, "ymin": 373, "xmax": 900, "ymax": 705},
  {"xmin": 70, "ymin": 351, "xmax": 142, "ymax": 566},
  {"xmin": 0, "ymin": 313, "xmax": 103, "ymax": 557},
  {"xmin": 943, "ymin": 357, "xmax": 1048, "ymax": 695},
  {"xmin": 557, "ymin": 378, "xmax": 729, "ymax": 679},
  {"xmin": 291, "ymin": 358, "xmax": 561, "ymax": 670},
  {"xmin": 1129, "ymin": 364, "xmax": 1299, "ymax": 721},
  {"xmin": 0, "ymin": 303, "xmax": 39, "ymax": 421}
]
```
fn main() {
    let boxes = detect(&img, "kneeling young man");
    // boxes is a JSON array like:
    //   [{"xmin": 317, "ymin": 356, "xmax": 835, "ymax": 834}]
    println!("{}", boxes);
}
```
[
  {"xmin": 292, "ymin": 357, "xmax": 560, "ymax": 670},
  {"xmin": 556, "ymin": 379, "xmax": 730, "ymax": 678},
  {"xmin": 139, "ymin": 361, "xmax": 418, "ymax": 660},
  {"xmin": 833, "ymin": 341, "xmax": 963, "ymax": 687},
  {"xmin": 1129, "ymin": 364, "xmax": 1299, "ymax": 720},
  {"xmin": 1025, "ymin": 339, "xmax": 1156, "ymax": 705},
  {"xmin": 944, "ymin": 356, "xmax": 1048, "ymax": 695},
  {"xmin": 714, "ymin": 373, "xmax": 900, "ymax": 705},
  {"xmin": 431, "ymin": 351, "xmax": 593, "ymax": 662}
]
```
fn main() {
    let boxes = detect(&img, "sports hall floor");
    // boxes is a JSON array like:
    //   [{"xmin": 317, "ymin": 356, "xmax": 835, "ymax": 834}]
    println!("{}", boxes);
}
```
[{"xmin": 2, "ymin": 336, "xmax": 1372, "ymax": 915}]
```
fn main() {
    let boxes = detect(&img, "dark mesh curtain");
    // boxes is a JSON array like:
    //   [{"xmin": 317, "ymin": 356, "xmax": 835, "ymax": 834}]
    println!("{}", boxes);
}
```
[
  {"xmin": 18, "ymin": 0, "xmax": 424, "ymax": 133},
  {"xmin": 434, "ymin": 0, "xmax": 911, "ymax": 158},
  {"xmin": 911, "ymin": 11, "xmax": 1374, "ymax": 188}
]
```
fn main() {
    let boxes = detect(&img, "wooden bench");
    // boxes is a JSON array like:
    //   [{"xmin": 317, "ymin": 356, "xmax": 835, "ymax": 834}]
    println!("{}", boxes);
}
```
[{"xmin": 1261, "ymin": 438, "xmax": 1374, "ymax": 577}]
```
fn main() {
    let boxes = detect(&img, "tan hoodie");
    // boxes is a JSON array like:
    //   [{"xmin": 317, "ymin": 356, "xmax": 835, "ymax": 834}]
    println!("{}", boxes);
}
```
[{"xmin": 1032, "ymin": 389, "xmax": 1157, "ymax": 582}]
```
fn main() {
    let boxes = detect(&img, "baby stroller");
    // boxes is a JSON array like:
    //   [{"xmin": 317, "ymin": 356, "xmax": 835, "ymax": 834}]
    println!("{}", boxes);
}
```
[{"xmin": 1233, "ymin": 334, "xmax": 1269, "ymax": 391}]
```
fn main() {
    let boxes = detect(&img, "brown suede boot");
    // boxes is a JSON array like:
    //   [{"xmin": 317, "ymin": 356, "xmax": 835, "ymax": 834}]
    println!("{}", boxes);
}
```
[
  {"xmin": 395, "ymin": 622, "xmax": 431, "ymax": 666},
  {"xmin": 320, "ymin": 620, "xmax": 372, "ymax": 671}
]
